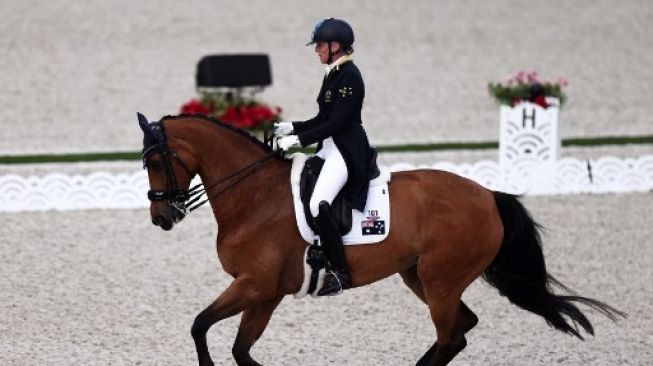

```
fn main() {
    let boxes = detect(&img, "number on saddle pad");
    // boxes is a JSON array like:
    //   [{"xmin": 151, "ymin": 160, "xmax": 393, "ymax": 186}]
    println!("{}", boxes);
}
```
[{"xmin": 299, "ymin": 156, "xmax": 353, "ymax": 235}]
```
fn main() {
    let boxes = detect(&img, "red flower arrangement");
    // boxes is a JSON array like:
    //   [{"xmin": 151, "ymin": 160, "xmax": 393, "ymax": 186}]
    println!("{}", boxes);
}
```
[
  {"xmin": 488, "ymin": 70, "xmax": 568, "ymax": 108},
  {"xmin": 180, "ymin": 91, "xmax": 282, "ymax": 130},
  {"xmin": 180, "ymin": 99, "xmax": 210, "ymax": 115}
]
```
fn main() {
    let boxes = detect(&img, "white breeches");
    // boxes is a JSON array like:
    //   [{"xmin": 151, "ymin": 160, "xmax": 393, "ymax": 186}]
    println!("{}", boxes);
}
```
[{"xmin": 310, "ymin": 138, "xmax": 349, "ymax": 218}]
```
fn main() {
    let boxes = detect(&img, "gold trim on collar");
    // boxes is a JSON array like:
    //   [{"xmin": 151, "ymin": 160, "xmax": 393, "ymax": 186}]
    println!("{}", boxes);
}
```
[{"xmin": 325, "ymin": 55, "xmax": 353, "ymax": 74}]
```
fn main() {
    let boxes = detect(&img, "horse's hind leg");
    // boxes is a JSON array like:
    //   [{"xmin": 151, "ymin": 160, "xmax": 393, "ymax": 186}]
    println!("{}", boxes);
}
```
[
  {"xmin": 415, "ymin": 290, "xmax": 469, "ymax": 366},
  {"xmin": 400, "ymin": 264, "xmax": 478, "ymax": 365},
  {"xmin": 400, "ymin": 265, "xmax": 478, "ymax": 333},
  {"xmin": 412, "ymin": 299, "xmax": 479, "ymax": 365},
  {"xmin": 459, "ymin": 301, "xmax": 478, "ymax": 333},
  {"xmin": 232, "ymin": 296, "xmax": 283, "ymax": 366},
  {"xmin": 399, "ymin": 264, "xmax": 427, "ymax": 302},
  {"xmin": 413, "ymin": 255, "xmax": 480, "ymax": 366}
]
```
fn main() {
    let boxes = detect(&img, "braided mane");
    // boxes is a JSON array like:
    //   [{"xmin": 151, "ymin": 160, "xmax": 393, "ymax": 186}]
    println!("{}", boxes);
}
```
[{"xmin": 160, "ymin": 114, "xmax": 286, "ymax": 160}]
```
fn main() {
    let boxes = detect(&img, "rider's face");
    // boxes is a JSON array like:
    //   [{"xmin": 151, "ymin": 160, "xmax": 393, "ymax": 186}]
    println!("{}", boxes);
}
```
[
  {"xmin": 315, "ymin": 42, "xmax": 330, "ymax": 64},
  {"xmin": 315, "ymin": 41, "xmax": 341, "ymax": 64}
]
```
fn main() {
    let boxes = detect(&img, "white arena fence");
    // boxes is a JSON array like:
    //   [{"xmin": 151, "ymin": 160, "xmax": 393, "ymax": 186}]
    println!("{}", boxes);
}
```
[
  {"xmin": 1, "ymin": 156, "xmax": 652, "ymax": 213},
  {"xmin": 1, "ymin": 101, "xmax": 651, "ymax": 212}
]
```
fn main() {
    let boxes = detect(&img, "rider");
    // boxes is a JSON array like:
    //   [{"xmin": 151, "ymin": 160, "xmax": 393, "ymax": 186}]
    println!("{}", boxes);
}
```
[{"xmin": 276, "ymin": 18, "xmax": 378, "ymax": 296}]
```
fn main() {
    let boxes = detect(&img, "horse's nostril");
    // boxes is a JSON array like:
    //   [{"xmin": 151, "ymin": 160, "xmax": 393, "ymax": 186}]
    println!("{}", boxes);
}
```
[
  {"xmin": 153, "ymin": 215, "xmax": 173, "ymax": 231},
  {"xmin": 153, "ymin": 215, "xmax": 164, "ymax": 226}
]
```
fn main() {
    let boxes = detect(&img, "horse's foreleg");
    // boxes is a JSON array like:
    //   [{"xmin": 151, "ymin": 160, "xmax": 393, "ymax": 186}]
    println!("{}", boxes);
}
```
[
  {"xmin": 191, "ymin": 277, "xmax": 275, "ymax": 366},
  {"xmin": 232, "ymin": 296, "xmax": 284, "ymax": 366}
]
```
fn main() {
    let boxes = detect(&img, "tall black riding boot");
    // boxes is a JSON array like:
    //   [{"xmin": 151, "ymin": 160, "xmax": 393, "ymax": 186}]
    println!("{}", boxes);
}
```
[{"xmin": 315, "ymin": 200, "xmax": 351, "ymax": 296}]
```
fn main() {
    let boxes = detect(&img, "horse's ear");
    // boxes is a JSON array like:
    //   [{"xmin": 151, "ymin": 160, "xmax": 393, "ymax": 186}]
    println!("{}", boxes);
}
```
[
  {"xmin": 137, "ymin": 112, "xmax": 158, "ymax": 148},
  {"xmin": 137, "ymin": 112, "xmax": 149, "ymax": 132}
]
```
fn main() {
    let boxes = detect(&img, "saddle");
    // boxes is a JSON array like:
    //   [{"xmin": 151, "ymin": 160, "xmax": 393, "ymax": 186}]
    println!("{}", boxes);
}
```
[
  {"xmin": 299, "ymin": 150, "xmax": 381, "ymax": 236},
  {"xmin": 291, "ymin": 153, "xmax": 391, "ymax": 298}
]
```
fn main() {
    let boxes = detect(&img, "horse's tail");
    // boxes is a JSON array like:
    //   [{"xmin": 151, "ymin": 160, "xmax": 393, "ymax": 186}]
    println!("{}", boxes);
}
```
[{"xmin": 483, "ymin": 191, "xmax": 626, "ymax": 339}]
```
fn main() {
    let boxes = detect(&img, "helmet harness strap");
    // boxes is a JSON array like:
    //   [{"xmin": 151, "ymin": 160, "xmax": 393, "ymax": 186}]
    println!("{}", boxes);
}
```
[{"xmin": 327, "ymin": 41, "xmax": 334, "ymax": 65}]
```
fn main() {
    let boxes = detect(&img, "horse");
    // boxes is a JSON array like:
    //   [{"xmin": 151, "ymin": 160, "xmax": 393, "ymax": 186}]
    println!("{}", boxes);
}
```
[{"xmin": 137, "ymin": 113, "xmax": 625, "ymax": 366}]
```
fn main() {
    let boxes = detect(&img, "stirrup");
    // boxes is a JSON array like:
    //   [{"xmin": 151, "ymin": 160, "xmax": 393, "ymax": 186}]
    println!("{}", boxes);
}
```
[{"xmin": 317, "ymin": 271, "xmax": 350, "ymax": 297}]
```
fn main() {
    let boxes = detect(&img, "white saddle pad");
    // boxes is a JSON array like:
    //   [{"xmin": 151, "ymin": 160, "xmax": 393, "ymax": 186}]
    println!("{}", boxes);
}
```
[{"xmin": 290, "ymin": 153, "xmax": 391, "ymax": 245}]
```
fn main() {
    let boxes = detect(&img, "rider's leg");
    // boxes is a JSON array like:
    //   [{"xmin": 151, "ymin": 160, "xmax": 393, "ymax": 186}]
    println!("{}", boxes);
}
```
[
  {"xmin": 309, "ymin": 138, "xmax": 348, "ymax": 218},
  {"xmin": 315, "ymin": 200, "xmax": 351, "ymax": 296},
  {"xmin": 309, "ymin": 138, "xmax": 351, "ymax": 296}
]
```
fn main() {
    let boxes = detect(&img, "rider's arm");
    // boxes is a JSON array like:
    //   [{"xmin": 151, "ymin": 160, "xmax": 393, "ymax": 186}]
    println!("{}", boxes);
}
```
[{"xmin": 292, "ymin": 113, "xmax": 321, "ymax": 134}]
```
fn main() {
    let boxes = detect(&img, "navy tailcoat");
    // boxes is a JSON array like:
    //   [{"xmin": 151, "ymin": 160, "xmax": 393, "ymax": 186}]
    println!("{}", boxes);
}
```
[{"xmin": 293, "ymin": 60, "xmax": 377, "ymax": 212}]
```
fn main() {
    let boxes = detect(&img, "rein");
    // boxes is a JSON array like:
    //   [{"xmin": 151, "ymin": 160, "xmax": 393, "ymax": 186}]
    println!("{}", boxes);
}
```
[{"xmin": 185, "ymin": 152, "xmax": 277, "ymax": 212}]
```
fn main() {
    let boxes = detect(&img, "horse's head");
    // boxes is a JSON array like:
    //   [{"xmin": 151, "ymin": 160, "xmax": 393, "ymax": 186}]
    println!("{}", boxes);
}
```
[{"xmin": 138, "ymin": 113, "xmax": 198, "ymax": 231}]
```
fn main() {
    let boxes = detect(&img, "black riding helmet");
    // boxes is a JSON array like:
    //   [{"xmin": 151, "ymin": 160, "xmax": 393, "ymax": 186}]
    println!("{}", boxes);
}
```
[{"xmin": 306, "ymin": 18, "xmax": 355, "ymax": 50}]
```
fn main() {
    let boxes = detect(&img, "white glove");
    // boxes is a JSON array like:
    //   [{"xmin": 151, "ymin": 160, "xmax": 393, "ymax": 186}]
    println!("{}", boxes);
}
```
[
  {"xmin": 273, "ymin": 122, "xmax": 294, "ymax": 136},
  {"xmin": 277, "ymin": 135, "xmax": 300, "ymax": 151}
]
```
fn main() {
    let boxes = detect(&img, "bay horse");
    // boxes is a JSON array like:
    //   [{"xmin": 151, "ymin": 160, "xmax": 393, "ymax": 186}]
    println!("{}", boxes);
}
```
[{"xmin": 138, "ymin": 114, "xmax": 624, "ymax": 366}]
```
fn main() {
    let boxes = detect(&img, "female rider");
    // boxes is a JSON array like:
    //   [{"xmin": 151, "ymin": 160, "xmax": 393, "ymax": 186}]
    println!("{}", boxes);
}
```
[{"xmin": 276, "ymin": 18, "xmax": 378, "ymax": 296}]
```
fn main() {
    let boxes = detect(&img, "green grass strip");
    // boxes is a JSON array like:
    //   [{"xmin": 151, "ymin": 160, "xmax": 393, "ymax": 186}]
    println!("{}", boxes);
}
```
[
  {"xmin": 561, "ymin": 135, "xmax": 653, "ymax": 147},
  {"xmin": 0, "ymin": 152, "xmax": 141, "ymax": 164},
  {"xmin": 375, "ymin": 141, "xmax": 498, "ymax": 152},
  {"xmin": 1, "ymin": 135, "xmax": 651, "ymax": 164}
]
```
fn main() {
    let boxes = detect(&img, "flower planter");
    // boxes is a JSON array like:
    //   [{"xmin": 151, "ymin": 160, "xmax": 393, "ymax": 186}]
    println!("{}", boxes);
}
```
[{"xmin": 180, "ymin": 91, "xmax": 282, "ymax": 132}]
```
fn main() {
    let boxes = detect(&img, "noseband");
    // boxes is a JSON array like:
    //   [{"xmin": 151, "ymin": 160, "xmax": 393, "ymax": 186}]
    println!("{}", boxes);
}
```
[{"xmin": 142, "ymin": 120, "xmax": 277, "ymax": 214}]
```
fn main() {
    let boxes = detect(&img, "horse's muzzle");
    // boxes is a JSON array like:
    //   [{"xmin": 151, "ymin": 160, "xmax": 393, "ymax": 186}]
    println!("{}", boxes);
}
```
[
  {"xmin": 152, "ymin": 204, "xmax": 187, "ymax": 231},
  {"xmin": 153, "ymin": 214, "xmax": 174, "ymax": 231}
]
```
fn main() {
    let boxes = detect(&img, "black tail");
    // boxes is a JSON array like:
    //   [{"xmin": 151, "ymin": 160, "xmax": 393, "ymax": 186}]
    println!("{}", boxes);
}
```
[{"xmin": 484, "ymin": 191, "xmax": 626, "ymax": 339}]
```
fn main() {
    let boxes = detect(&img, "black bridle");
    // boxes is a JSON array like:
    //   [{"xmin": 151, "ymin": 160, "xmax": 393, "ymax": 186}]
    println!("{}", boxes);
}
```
[
  {"xmin": 142, "ymin": 120, "xmax": 278, "ymax": 214},
  {"xmin": 142, "ymin": 121, "xmax": 196, "ymax": 215}
]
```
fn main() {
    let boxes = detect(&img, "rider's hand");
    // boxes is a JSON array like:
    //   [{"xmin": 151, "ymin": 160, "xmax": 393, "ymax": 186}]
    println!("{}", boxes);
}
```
[
  {"xmin": 273, "ymin": 122, "xmax": 294, "ymax": 137},
  {"xmin": 277, "ymin": 135, "xmax": 300, "ymax": 151}
]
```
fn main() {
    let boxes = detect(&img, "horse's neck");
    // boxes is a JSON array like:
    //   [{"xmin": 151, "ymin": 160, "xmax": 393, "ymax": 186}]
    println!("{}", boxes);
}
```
[
  {"xmin": 170, "ymin": 119, "xmax": 290, "ymax": 229},
  {"xmin": 167, "ymin": 117, "xmax": 269, "ymax": 178},
  {"xmin": 198, "ymin": 137, "xmax": 269, "ymax": 187},
  {"xmin": 207, "ymin": 159, "xmax": 291, "ymax": 232}
]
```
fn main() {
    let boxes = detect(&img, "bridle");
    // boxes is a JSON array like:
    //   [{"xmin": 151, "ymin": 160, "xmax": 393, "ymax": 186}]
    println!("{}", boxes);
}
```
[
  {"xmin": 142, "ymin": 121, "xmax": 196, "ymax": 215},
  {"xmin": 142, "ymin": 120, "xmax": 278, "ymax": 215}
]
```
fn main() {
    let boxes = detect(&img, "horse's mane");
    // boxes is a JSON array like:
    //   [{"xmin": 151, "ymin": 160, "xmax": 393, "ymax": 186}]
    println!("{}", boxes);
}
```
[{"xmin": 160, "ymin": 114, "xmax": 287, "ymax": 161}]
